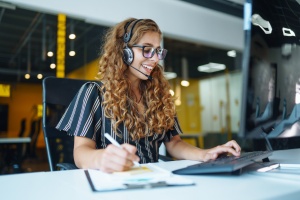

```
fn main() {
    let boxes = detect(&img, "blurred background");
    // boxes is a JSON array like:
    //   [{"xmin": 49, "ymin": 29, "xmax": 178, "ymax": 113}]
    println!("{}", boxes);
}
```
[{"xmin": 0, "ymin": 0, "xmax": 244, "ymax": 173}]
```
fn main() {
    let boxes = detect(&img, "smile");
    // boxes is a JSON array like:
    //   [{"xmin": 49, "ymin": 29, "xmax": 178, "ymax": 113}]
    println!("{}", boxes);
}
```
[{"xmin": 142, "ymin": 64, "xmax": 153, "ymax": 73}]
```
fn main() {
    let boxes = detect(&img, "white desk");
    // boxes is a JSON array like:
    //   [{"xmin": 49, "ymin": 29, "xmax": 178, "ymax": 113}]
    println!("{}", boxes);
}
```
[
  {"xmin": 0, "ymin": 137, "xmax": 31, "ymax": 144},
  {"xmin": 0, "ymin": 149, "xmax": 300, "ymax": 200}
]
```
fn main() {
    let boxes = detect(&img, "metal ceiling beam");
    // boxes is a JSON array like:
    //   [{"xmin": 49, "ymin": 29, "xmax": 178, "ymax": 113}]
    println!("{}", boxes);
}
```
[
  {"xmin": 0, "ymin": 67, "xmax": 53, "ymax": 76},
  {"xmin": 0, "ymin": 22, "xmax": 33, "ymax": 31},
  {"xmin": 41, "ymin": 15, "xmax": 46, "ymax": 61},
  {"xmin": 0, "ymin": 1, "xmax": 16, "ymax": 10},
  {"xmin": 9, "ymin": 13, "xmax": 45, "ymax": 63}
]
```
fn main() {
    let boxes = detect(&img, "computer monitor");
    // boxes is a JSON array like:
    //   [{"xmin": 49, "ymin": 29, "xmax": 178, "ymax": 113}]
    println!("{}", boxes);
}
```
[{"xmin": 240, "ymin": 0, "xmax": 300, "ymax": 150}]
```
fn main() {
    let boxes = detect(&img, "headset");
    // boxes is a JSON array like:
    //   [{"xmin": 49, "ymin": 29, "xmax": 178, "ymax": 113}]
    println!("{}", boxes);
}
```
[{"xmin": 122, "ymin": 19, "xmax": 143, "ymax": 66}]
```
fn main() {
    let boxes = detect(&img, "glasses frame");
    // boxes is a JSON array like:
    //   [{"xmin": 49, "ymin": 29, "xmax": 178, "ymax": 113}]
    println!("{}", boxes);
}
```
[{"xmin": 132, "ymin": 44, "xmax": 167, "ymax": 60}]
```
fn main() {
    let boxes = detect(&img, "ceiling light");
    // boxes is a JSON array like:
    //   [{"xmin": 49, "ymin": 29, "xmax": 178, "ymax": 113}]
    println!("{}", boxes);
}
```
[
  {"xmin": 181, "ymin": 80, "xmax": 190, "ymax": 87},
  {"xmin": 69, "ymin": 34, "xmax": 76, "ymax": 39},
  {"xmin": 198, "ymin": 62, "xmax": 226, "ymax": 73},
  {"xmin": 50, "ymin": 63, "xmax": 56, "ymax": 69},
  {"xmin": 164, "ymin": 72, "xmax": 177, "ymax": 80},
  {"xmin": 282, "ymin": 28, "xmax": 295, "ymax": 37},
  {"xmin": 227, "ymin": 50, "xmax": 236, "ymax": 57},
  {"xmin": 169, "ymin": 89, "xmax": 175, "ymax": 96},
  {"xmin": 69, "ymin": 51, "xmax": 76, "ymax": 56},
  {"xmin": 47, "ymin": 51, "xmax": 54, "ymax": 57},
  {"xmin": 252, "ymin": 14, "xmax": 272, "ymax": 34},
  {"xmin": 37, "ymin": 74, "xmax": 43, "ymax": 79},
  {"xmin": 24, "ymin": 74, "xmax": 30, "ymax": 79}
]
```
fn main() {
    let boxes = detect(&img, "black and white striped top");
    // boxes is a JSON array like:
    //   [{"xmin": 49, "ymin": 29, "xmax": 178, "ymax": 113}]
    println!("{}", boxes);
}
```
[{"xmin": 56, "ymin": 82, "xmax": 182, "ymax": 163}]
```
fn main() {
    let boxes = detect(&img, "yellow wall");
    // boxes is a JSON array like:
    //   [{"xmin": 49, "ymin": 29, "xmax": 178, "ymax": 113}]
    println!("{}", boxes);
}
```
[
  {"xmin": 0, "ymin": 58, "xmax": 98, "ymax": 148},
  {"xmin": 176, "ymin": 79, "xmax": 201, "ymax": 133},
  {"xmin": 0, "ymin": 83, "xmax": 45, "ymax": 147},
  {"xmin": 67, "ymin": 59, "xmax": 99, "ymax": 80},
  {"xmin": 175, "ymin": 79, "xmax": 202, "ymax": 147}
]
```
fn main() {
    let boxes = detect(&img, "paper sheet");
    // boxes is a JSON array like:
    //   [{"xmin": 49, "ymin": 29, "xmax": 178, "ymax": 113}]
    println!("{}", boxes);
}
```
[{"xmin": 85, "ymin": 163, "xmax": 195, "ymax": 192}]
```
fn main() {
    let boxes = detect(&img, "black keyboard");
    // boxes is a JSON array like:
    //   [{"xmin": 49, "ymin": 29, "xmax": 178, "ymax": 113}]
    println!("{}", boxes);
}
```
[{"xmin": 172, "ymin": 151, "xmax": 273, "ymax": 175}]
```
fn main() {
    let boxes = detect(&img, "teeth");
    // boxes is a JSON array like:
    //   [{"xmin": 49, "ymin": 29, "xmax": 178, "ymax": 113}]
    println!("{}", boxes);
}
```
[{"xmin": 142, "ymin": 65, "xmax": 153, "ymax": 70}]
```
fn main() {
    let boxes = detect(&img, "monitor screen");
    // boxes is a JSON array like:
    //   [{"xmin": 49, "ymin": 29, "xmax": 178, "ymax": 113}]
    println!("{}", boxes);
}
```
[{"xmin": 240, "ymin": 0, "xmax": 300, "ymax": 150}]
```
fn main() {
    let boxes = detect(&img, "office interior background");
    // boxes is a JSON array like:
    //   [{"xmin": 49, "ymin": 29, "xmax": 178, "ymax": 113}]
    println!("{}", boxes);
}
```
[{"xmin": 0, "ymin": 0, "xmax": 245, "ymax": 172}]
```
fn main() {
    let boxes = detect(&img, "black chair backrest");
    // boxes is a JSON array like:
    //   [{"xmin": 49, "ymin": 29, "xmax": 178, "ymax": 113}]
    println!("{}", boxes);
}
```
[
  {"xmin": 25, "ymin": 118, "xmax": 42, "ymax": 158},
  {"xmin": 18, "ymin": 118, "xmax": 26, "ymax": 137},
  {"xmin": 42, "ymin": 77, "xmax": 89, "ymax": 171}
]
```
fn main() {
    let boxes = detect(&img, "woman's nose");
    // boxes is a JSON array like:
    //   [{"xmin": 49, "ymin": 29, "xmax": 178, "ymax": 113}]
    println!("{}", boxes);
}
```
[{"xmin": 150, "ymin": 51, "xmax": 159, "ymax": 63}]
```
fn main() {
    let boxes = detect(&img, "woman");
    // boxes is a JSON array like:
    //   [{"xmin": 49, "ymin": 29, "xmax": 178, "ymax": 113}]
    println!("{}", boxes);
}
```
[{"xmin": 56, "ymin": 18, "xmax": 241, "ymax": 173}]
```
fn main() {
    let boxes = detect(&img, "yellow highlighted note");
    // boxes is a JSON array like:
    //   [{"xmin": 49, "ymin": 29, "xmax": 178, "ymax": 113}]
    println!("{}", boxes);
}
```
[{"xmin": 113, "ymin": 166, "xmax": 152, "ymax": 176}]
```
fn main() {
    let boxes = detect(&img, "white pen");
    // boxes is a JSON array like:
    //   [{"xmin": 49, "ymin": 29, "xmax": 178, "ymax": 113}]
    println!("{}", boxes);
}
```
[{"xmin": 104, "ymin": 133, "xmax": 140, "ymax": 167}]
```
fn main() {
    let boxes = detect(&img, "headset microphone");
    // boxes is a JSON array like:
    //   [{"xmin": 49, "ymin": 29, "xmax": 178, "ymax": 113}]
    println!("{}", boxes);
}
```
[{"xmin": 130, "ymin": 65, "xmax": 153, "ymax": 80}]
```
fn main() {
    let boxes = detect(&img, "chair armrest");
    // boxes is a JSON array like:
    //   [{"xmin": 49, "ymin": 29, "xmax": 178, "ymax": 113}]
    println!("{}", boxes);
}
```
[
  {"xmin": 56, "ymin": 163, "xmax": 78, "ymax": 170},
  {"xmin": 159, "ymin": 154, "xmax": 174, "ymax": 162}
]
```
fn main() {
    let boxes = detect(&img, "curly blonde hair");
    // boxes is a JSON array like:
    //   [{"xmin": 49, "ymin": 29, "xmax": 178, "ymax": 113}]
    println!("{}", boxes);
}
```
[{"xmin": 97, "ymin": 18, "xmax": 176, "ymax": 140}]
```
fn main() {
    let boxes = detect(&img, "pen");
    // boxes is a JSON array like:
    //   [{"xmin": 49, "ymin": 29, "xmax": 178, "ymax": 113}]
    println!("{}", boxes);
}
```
[{"xmin": 104, "ymin": 133, "xmax": 140, "ymax": 167}]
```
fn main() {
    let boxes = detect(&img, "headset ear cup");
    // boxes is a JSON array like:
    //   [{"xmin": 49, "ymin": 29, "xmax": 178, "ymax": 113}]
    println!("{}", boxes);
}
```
[{"xmin": 123, "ymin": 47, "xmax": 134, "ymax": 66}]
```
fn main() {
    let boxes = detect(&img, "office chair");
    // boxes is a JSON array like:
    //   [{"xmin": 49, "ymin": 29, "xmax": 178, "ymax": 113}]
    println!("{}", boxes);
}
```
[
  {"xmin": 25, "ymin": 118, "xmax": 42, "ymax": 158},
  {"xmin": 1, "ymin": 118, "xmax": 30, "ymax": 174},
  {"xmin": 18, "ymin": 118, "xmax": 26, "ymax": 137},
  {"xmin": 42, "ymin": 77, "xmax": 89, "ymax": 171}
]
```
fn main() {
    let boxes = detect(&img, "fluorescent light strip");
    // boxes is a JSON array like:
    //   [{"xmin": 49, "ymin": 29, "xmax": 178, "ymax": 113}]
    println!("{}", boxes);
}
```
[
  {"xmin": 282, "ymin": 27, "xmax": 295, "ymax": 37},
  {"xmin": 164, "ymin": 72, "xmax": 177, "ymax": 80},
  {"xmin": 198, "ymin": 63, "xmax": 226, "ymax": 73},
  {"xmin": 252, "ymin": 14, "xmax": 272, "ymax": 34},
  {"xmin": 227, "ymin": 50, "xmax": 236, "ymax": 57}
]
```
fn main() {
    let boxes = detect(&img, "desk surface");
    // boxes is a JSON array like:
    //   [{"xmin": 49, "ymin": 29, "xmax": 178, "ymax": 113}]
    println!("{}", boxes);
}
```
[
  {"xmin": 0, "ymin": 137, "xmax": 31, "ymax": 144},
  {"xmin": 0, "ymin": 149, "xmax": 300, "ymax": 200}
]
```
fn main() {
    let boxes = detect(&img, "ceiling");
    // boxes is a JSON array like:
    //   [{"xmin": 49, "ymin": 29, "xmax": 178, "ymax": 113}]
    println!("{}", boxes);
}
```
[
  {"xmin": 0, "ymin": 0, "xmax": 244, "ymax": 84},
  {"xmin": 251, "ymin": 0, "xmax": 300, "ymax": 48}
]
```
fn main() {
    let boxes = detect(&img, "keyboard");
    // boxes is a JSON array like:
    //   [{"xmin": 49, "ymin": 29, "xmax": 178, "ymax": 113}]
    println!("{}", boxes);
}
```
[{"xmin": 172, "ymin": 151, "xmax": 273, "ymax": 175}]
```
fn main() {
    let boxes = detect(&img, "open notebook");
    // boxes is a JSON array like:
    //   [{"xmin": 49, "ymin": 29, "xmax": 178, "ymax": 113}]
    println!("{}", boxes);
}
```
[{"xmin": 84, "ymin": 163, "xmax": 195, "ymax": 192}]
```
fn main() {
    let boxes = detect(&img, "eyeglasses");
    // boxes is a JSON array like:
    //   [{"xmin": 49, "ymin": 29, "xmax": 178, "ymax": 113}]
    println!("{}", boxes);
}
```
[{"xmin": 132, "ymin": 45, "xmax": 167, "ymax": 60}]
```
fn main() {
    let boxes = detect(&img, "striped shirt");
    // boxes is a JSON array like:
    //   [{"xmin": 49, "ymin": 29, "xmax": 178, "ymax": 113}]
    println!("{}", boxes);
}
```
[{"xmin": 56, "ymin": 82, "xmax": 183, "ymax": 163}]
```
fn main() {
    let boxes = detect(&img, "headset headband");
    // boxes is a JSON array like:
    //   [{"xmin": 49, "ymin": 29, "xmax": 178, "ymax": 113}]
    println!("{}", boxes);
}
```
[{"xmin": 123, "ymin": 19, "xmax": 143, "ymax": 44}]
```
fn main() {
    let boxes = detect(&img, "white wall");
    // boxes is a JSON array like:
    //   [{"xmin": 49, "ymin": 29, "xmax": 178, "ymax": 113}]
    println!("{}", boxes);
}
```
[
  {"xmin": 4, "ymin": 0, "xmax": 244, "ymax": 51},
  {"xmin": 199, "ymin": 72, "xmax": 242, "ymax": 134}
]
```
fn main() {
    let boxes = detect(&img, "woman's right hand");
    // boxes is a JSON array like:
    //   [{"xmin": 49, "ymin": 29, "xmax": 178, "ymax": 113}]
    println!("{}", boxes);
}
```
[
  {"xmin": 74, "ymin": 136, "xmax": 140, "ymax": 173},
  {"xmin": 98, "ymin": 143, "xmax": 140, "ymax": 173}
]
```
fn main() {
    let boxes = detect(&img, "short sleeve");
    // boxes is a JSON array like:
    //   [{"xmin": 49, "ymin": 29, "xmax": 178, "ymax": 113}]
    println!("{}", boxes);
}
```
[
  {"xmin": 163, "ymin": 116, "xmax": 183, "ymax": 142},
  {"xmin": 56, "ymin": 82, "xmax": 103, "ymax": 141}
]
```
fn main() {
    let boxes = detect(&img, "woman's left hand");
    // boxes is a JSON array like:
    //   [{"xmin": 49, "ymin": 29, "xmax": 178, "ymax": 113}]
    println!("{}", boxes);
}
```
[{"xmin": 202, "ymin": 140, "xmax": 241, "ymax": 162}]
